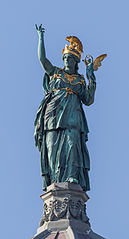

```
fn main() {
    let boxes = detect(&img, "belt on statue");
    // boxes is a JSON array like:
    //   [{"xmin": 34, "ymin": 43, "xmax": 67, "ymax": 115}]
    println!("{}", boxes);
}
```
[{"xmin": 52, "ymin": 87, "xmax": 78, "ymax": 98}]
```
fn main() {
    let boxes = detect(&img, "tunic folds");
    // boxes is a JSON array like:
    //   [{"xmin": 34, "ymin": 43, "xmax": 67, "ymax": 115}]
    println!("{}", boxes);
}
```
[{"xmin": 34, "ymin": 67, "xmax": 96, "ymax": 191}]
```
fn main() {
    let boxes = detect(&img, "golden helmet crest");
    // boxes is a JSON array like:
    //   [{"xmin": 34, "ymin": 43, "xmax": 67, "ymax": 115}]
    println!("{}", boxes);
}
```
[{"xmin": 62, "ymin": 36, "xmax": 83, "ymax": 59}]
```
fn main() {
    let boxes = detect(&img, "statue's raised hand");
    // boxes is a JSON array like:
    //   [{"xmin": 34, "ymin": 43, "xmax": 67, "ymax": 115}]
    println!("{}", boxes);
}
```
[{"xmin": 35, "ymin": 24, "xmax": 45, "ymax": 34}]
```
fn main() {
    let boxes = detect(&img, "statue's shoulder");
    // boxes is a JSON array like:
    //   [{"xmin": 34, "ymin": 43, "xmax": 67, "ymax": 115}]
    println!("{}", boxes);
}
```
[
  {"xmin": 77, "ymin": 73, "xmax": 85, "ymax": 79},
  {"xmin": 51, "ymin": 67, "xmax": 64, "ymax": 77},
  {"xmin": 53, "ymin": 66, "xmax": 62, "ymax": 73},
  {"xmin": 77, "ymin": 73, "xmax": 86, "ymax": 86},
  {"xmin": 54, "ymin": 67, "xmax": 63, "ymax": 74}
]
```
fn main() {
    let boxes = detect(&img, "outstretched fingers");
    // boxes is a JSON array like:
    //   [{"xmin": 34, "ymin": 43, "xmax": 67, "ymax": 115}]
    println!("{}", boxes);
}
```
[
  {"xmin": 39, "ymin": 24, "xmax": 42, "ymax": 30},
  {"xmin": 35, "ymin": 24, "xmax": 45, "ymax": 33},
  {"xmin": 35, "ymin": 24, "xmax": 38, "ymax": 30}
]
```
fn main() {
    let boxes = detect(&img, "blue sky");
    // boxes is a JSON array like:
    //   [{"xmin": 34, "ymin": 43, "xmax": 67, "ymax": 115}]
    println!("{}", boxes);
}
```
[{"xmin": 1, "ymin": 1, "xmax": 129, "ymax": 238}]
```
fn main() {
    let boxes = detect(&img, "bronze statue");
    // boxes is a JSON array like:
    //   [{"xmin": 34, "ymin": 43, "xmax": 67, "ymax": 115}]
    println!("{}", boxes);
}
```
[{"xmin": 35, "ymin": 24, "xmax": 107, "ymax": 191}]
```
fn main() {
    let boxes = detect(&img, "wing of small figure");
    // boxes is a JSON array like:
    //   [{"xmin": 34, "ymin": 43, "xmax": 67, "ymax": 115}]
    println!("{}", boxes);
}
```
[{"xmin": 93, "ymin": 54, "xmax": 107, "ymax": 71}]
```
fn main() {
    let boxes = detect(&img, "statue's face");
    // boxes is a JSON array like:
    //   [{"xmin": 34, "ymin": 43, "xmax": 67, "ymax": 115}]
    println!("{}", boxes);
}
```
[{"xmin": 63, "ymin": 53, "xmax": 76, "ymax": 69}]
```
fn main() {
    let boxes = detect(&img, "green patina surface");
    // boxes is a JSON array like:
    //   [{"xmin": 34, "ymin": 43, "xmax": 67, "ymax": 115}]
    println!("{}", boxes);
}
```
[{"xmin": 34, "ymin": 25, "xmax": 96, "ymax": 191}]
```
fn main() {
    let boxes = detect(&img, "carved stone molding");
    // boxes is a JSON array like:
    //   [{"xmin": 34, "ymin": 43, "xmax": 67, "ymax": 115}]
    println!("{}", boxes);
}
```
[
  {"xmin": 32, "ymin": 183, "xmax": 106, "ymax": 239},
  {"xmin": 39, "ymin": 183, "xmax": 90, "ymax": 227},
  {"xmin": 40, "ymin": 197, "xmax": 90, "ymax": 226}
]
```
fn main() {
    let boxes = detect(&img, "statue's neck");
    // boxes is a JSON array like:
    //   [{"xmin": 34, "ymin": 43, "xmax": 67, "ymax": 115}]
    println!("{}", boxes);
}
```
[{"xmin": 64, "ymin": 66, "xmax": 76, "ymax": 75}]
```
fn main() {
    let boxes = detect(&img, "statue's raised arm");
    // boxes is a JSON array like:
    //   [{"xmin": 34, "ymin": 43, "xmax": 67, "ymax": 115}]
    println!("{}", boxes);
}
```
[{"xmin": 35, "ymin": 24, "xmax": 55, "ymax": 75}]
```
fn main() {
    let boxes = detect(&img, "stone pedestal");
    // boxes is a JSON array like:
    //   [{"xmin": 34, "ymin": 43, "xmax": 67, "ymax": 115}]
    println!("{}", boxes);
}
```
[{"xmin": 31, "ymin": 183, "xmax": 106, "ymax": 239}]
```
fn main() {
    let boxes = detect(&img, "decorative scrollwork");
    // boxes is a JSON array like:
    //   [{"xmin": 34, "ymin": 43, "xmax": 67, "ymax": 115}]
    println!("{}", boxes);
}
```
[{"xmin": 39, "ymin": 197, "xmax": 90, "ymax": 226}]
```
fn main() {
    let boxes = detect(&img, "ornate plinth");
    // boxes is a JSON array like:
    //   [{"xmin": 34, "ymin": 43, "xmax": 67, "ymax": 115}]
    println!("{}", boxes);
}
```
[{"xmin": 32, "ymin": 183, "xmax": 106, "ymax": 239}]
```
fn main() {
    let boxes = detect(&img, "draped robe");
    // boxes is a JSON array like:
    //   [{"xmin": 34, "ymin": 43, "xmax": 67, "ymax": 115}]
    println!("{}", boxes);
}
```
[{"xmin": 34, "ymin": 67, "xmax": 96, "ymax": 191}]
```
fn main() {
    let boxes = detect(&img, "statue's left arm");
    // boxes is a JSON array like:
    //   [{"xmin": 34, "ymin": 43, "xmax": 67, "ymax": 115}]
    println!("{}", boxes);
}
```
[{"xmin": 81, "ymin": 63, "xmax": 96, "ymax": 106}]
